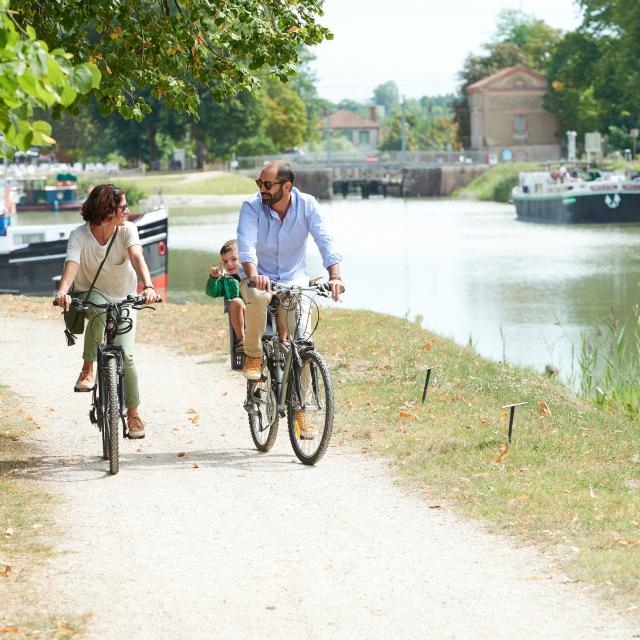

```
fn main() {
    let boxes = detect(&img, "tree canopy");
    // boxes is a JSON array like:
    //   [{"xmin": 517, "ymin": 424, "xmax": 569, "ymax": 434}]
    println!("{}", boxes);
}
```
[
  {"xmin": 19, "ymin": 0, "xmax": 331, "ymax": 122},
  {"xmin": 0, "ymin": 0, "xmax": 100, "ymax": 157},
  {"xmin": 545, "ymin": 0, "xmax": 640, "ymax": 144}
]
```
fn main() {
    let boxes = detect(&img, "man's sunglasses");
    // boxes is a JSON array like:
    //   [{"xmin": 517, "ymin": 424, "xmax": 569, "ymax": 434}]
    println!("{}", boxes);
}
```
[{"xmin": 255, "ymin": 179, "xmax": 285, "ymax": 190}]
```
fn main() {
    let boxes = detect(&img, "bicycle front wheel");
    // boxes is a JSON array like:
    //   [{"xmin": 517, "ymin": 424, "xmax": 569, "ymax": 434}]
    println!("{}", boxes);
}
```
[
  {"xmin": 247, "ymin": 368, "xmax": 279, "ymax": 452},
  {"xmin": 287, "ymin": 350, "xmax": 334, "ymax": 465},
  {"xmin": 103, "ymin": 357, "xmax": 120, "ymax": 475},
  {"xmin": 94, "ymin": 386, "xmax": 109, "ymax": 461}
]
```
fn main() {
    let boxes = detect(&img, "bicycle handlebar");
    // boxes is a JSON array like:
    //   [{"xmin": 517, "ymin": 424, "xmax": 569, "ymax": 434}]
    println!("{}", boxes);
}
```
[
  {"xmin": 53, "ymin": 294, "xmax": 162, "ymax": 310},
  {"xmin": 269, "ymin": 282, "xmax": 332, "ymax": 298}
]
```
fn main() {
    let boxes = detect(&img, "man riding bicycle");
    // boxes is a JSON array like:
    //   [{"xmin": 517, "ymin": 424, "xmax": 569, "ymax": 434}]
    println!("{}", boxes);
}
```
[{"xmin": 237, "ymin": 161, "xmax": 345, "ymax": 393}]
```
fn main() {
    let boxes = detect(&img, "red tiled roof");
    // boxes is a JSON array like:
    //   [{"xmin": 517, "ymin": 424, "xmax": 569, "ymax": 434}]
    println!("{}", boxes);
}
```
[
  {"xmin": 467, "ymin": 65, "xmax": 547, "ymax": 93},
  {"xmin": 322, "ymin": 109, "xmax": 380, "ymax": 129}
]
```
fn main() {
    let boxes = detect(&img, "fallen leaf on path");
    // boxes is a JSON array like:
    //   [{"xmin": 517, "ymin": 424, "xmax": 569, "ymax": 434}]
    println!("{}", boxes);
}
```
[
  {"xmin": 186, "ymin": 408, "xmax": 197, "ymax": 415},
  {"xmin": 539, "ymin": 401, "xmax": 552, "ymax": 416},
  {"xmin": 422, "ymin": 343, "xmax": 432, "ymax": 352},
  {"xmin": 0, "ymin": 626, "xmax": 19, "ymax": 634},
  {"xmin": 499, "ymin": 410, "xmax": 508, "ymax": 418},
  {"xmin": 0, "ymin": 564, "xmax": 12, "ymax": 577},
  {"xmin": 399, "ymin": 411, "xmax": 417, "ymax": 420},
  {"xmin": 265, "ymin": 605, "xmax": 277, "ymax": 611},
  {"xmin": 192, "ymin": 463, "xmax": 199, "ymax": 469},
  {"xmin": 54, "ymin": 619, "xmax": 78, "ymax": 636},
  {"xmin": 177, "ymin": 452, "xmax": 186, "ymax": 458},
  {"xmin": 46, "ymin": 407, "xmax": 55, "ymax": 413},
  {"xmin": 191, "ymin": 414, "xmax": 201, "ymax": 426},
  {"xmin": 222, "ymin": 391, "xmax": 228, "ymax": 396},
  {"xmin": 495, "ymin": 444, "xmax": 509, "ymax": 464},
  {"xmin": 136, "ymin": 448, "xmax": 144, "ymax": 453}
]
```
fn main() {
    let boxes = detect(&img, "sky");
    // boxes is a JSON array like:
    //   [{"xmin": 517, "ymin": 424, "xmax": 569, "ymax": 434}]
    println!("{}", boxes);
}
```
[{"xmin": 311, "ymin": 0, "xmax": 583, "ymax": 103}]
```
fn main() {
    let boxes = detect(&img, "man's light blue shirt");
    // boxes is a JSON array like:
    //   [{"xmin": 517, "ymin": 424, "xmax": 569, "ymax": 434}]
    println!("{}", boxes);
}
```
[{"xmin": 237, "ymin": 187, "xmax": 342, "ymax": 285}]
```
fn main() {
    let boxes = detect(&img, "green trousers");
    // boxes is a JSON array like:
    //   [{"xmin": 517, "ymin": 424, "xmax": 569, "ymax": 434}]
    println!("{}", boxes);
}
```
[{"xmin": 81, "ymin": 291, "xmax": 139, "ymax": 409}]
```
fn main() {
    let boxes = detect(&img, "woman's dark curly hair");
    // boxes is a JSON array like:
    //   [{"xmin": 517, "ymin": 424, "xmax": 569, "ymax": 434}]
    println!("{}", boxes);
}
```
[{"xmin": 81, "ymin": 184, "xmax": 126, "ymax": 224}]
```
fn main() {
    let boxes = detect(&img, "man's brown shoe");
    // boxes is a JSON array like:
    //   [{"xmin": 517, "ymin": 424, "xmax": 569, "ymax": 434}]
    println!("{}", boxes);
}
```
[
  {"xmin": 74, "ymin": 369, "xmax": 95, "ymax": 392},
  {"xmin": 294, "ymin": 410, "xmax": 316, "ymax": 440},
  {"xmin": 127, "ymin": 415, "xmax": 145, "ymax": 439},
  {"xmin": 242, "ymin": 356, "xmax": 262, "ymax": 380}
]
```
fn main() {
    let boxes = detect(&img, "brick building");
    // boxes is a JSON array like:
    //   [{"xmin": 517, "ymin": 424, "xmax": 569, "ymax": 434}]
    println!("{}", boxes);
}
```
[
  {"xmin": 322, "ymin": 108, "xmax": 381, "ymax": 151},
  {"xmin": 467, "ymin": 66, "xmax": 561, "ymax": 162}
]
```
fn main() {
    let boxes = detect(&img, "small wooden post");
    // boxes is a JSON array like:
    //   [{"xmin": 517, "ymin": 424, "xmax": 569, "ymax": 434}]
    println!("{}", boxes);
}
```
[
  {"xmin": 421, "ymin": 365, "xmax": 439, "ymax": 404},
  {"xmin": 501, "ymin": 402, "xmax": 527, "ymax": 443}
]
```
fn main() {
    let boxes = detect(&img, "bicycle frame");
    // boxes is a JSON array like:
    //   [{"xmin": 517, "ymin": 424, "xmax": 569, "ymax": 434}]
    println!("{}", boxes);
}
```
[
  {"xmin": 89, "ymin": 304, "xmax": 128, "ymax": 436},
  {"xmin": 264, "ymin": 289, "xmax": 315, "ymax": 415}
]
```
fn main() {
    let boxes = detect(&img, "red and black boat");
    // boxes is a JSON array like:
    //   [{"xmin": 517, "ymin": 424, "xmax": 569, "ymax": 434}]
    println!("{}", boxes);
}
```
[{"xmin": 0, "ymin": 205, "xmax": 169, "ymax": 298}]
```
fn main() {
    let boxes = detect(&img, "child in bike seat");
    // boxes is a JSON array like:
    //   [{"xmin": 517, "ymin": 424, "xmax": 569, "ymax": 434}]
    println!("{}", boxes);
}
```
[{"xmin": 205, "ymin": 239, "xmax": 246, "ymax": 352}]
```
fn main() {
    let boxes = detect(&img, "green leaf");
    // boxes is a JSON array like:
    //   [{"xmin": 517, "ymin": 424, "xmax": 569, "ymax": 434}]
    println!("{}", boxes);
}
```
[
  {"xmin": 45, "ymin": 58, "xmax": 66, "ymax": 86},
  {"xmin": 32, "ymin": 120, "xmax": 52, "ymax": 135},
  {"xmin": 99, "ymin": 99, "xmax": 114, "ymax": 116},
  {"xmin": 17, "ymin": 72, "xmax": 37, "ymax": 97},
  {"xmin": 59, "ymin": 83, "xmax": 77, "ymax": 107},
  {"xmin": 69, "ymin": 65, "xmax": 94, "ymax": 93},
  {"xmin": 86, "ymin": 63, "xmax": 101, "ymax": 88}
]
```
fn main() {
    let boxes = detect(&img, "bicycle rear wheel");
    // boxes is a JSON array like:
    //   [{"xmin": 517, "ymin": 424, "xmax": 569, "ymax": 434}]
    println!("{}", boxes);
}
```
[
  {"xmin": 287, "ymin": 350, "xmax": 334, "ymax": 465},
  {"xmin": 103, "ymin": 357, "xmax": 120, "ymax": 475},
  {"xmin": 247, "ymin": 367, "xmax": 279, "ymax": 452}
]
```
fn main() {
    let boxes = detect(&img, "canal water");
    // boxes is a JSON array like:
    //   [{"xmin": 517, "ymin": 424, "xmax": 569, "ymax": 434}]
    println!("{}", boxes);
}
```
[{"xmin": 18, "ymin": 197, "xmax": 640, "ymax": 380}]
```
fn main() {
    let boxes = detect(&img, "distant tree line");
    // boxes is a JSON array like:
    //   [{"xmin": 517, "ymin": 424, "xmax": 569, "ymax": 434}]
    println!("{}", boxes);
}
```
[
  {"xmin": 9, "ymin": 0, "xmax": 636, "ymax": 166},
  {"xmin": 454, "ymin": 2, "xmax": 640, "ymax": 154}
]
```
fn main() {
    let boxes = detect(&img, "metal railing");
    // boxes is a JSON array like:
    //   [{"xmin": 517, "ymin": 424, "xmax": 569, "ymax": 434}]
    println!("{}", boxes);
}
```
[{"xmin": 236, "ymin": 150, "xmax": 490, "ymax": 171}]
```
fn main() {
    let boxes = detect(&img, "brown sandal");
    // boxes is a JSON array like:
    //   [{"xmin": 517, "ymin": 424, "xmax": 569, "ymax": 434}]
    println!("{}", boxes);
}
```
[{"xmin": 235, "ymin": 339, "xmax": 245, "ymax": 354}]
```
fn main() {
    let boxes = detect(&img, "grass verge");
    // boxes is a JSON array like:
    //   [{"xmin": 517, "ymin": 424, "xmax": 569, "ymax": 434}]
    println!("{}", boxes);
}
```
[
  {"xmin": 0, "ymin": 384, "xmax": 89, "ymax": 638},
  {"xmin": 114, "ymin": 171, "xmax": 255, "ymax": 196},
  {"xmin": 2, "ymin": 295, "xmax": 640, "ymax": 613},
  {"xmin": 456, "ymin": 162, "xmax": 537, "ymax": 201}
]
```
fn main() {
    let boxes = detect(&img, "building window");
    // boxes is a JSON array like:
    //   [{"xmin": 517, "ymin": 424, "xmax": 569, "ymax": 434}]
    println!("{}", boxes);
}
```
[
  {"xmin": 358, "ymin": 130, "xmax": 370, "ymax": 145},
  {"xmin": 514, "ymin": 115, "xmax": 527, "ymax": 139}
]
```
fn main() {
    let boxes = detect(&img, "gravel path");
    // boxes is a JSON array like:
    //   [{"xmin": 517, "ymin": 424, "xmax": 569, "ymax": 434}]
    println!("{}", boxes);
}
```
[{"xmin": 1, "ymin": 314, "xmax": 638, "ymax": 640}]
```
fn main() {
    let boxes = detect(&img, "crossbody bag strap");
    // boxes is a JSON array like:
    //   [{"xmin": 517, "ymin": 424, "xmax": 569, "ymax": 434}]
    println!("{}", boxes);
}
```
[{"xmin": 83, "ymin": 226, "xmax": 119, "ymax": 298}]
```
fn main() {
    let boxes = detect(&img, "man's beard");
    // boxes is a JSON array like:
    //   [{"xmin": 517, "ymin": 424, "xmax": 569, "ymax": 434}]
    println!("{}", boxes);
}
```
[{"xmin": 261, "ymin": 186, "xmax": 284, "ymax": 206}]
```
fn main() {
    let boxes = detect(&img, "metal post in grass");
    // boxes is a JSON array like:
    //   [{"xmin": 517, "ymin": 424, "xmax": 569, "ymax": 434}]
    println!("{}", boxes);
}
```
[
  {"xmin": 502, "ymin": 402, "xmax": 527, "ymax": 443},
  {"xmin": 421, "ymin": 365, "xmax": 439, "ymax": 404}
]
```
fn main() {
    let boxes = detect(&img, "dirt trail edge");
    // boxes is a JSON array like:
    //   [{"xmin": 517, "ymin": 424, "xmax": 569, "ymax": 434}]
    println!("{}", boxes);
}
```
[{"xmin": 1, "ymin": 314, "xmax": 637, "ymax": 640}]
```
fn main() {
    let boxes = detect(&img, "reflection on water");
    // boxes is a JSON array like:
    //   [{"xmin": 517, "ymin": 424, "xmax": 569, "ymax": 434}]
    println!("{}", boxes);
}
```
[{"xmin": 168, "ymin": 198, "xmax": 640, "ymax": 378}]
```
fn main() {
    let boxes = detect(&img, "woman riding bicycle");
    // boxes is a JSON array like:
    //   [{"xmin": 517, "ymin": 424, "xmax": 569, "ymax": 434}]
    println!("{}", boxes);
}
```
[{"xmin": 54, "ymin": 184, "xmax": 160, "ymax": 438}]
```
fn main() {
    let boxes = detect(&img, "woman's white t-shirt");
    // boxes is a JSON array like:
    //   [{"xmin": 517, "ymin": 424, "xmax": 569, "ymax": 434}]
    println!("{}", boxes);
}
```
[{"xmin": 65, "ymin": 221, "xmax": 141, "ymax": 302}]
